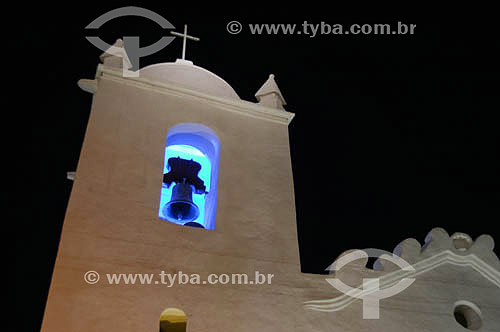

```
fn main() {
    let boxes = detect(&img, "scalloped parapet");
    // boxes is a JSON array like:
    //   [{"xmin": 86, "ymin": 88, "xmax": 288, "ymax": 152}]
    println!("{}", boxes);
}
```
[
  {"xmin": 322, "ymin": 228, "xmax": 499, "ymax": 285},
  {"xmin": 303, "ymin": 228, "xmax": 500, "ymax": 331}
]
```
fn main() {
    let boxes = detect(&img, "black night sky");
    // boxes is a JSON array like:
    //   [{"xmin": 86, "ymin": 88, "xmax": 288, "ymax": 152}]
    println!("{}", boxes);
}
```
[{"xmin": 17, "ymin": 7, "xmax": 499, "ymax": 332}]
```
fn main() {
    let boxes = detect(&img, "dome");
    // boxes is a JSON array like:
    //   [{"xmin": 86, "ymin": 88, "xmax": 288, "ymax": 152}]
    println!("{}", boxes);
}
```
[{"xmin": 140, "ymin": 59, "xmax": 240, "ymax": 100}]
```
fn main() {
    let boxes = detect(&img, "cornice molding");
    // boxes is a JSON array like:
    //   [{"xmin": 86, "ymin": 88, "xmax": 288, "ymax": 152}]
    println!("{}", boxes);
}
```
[{"xmin": 78, "ymin": 65, "xmax": 295, "ymax": 126}]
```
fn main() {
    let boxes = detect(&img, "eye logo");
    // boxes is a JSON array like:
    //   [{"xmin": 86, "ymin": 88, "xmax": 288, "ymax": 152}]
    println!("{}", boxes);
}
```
[
  {"xmin": 85, "ymin": 6, "xmax": 175, "ymax": 77},
  {"xmin": 309, "ymin": 248, "xmax": 416, "ymax": 319}
]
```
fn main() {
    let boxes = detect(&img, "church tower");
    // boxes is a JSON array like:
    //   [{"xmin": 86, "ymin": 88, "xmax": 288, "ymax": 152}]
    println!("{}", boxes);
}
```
[
  {"xmin": 42, "ymin": 39, "xmax": 500, "ymax": 332},
  {"xmin": 41, "ymin": 40, "xmax": 302, "ymax": 332}
]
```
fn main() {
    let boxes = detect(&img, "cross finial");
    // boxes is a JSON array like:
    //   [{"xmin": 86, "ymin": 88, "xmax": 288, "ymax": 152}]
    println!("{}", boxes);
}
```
[{"xmin": 170, "ymin": 25, "xmax": 200, "ymax": 60}]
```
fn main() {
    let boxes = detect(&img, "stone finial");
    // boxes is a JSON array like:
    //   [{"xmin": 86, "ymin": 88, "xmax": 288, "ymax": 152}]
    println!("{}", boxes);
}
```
[
  {"xmin": 255, "ymin": 74, "xmax": 286, "ymax": 110},
  {"xmin": 99, "ymin": 39, "xmax": 132, "ymax": 70}
]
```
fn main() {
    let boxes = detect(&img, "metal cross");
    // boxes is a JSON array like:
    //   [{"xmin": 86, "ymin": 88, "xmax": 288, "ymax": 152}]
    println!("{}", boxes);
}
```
[{"xmin": 170, "ymin": 25, "xmax": 200, "ymax": 60}]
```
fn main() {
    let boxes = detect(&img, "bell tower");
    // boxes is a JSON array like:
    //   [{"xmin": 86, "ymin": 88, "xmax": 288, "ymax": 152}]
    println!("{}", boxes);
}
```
[
  {"xmin": 41, "ymin": 38, "xmax": 500, "ymax": 332},
  {"xmin": 41, "ymin": 42, "xmax": 301, "ymax": 332}
]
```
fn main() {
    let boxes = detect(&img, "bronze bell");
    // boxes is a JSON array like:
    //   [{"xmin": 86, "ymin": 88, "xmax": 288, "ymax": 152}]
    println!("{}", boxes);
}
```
[{"xmin": 163, "ymin": 182, "xmax": 200, "ymax": 223}]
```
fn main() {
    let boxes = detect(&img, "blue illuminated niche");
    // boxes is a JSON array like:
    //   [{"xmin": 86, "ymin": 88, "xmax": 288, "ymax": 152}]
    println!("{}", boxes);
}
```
[{"xmin": 159, "ymin": 123, "xmax": 220, "ymax": 230}]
